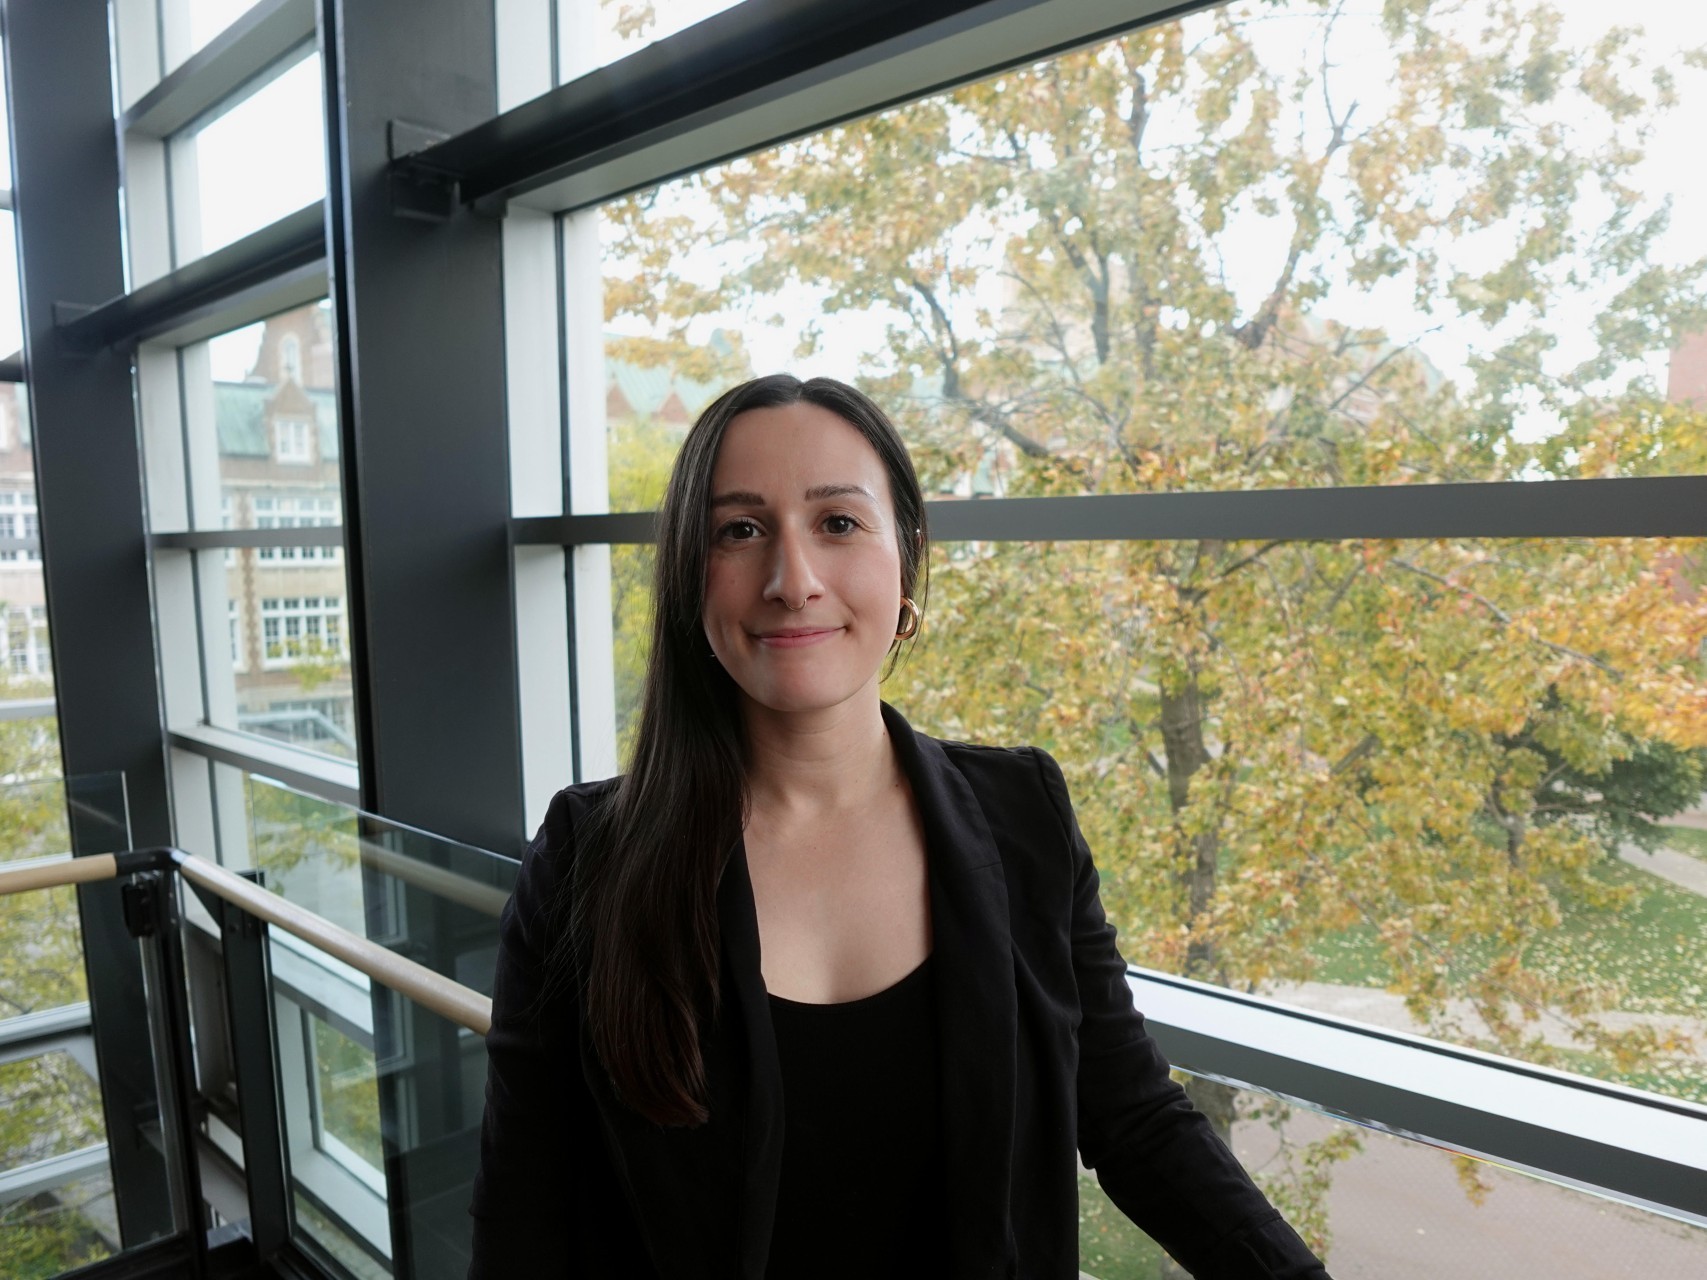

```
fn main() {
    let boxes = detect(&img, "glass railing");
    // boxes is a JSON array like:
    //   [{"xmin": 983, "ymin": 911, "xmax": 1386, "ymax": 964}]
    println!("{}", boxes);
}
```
[
  {"xmin": 3, "ymin": 768, "xmax": 513, "ymax": 1280},
  {"xmin": 0, "ymin": 772, "xmax": 131, "ymax": 1280},
  {"xmin": 172, "ymin": 772, "xmax": 517, "ymax": 1280},
  {"xmin": 8, "ymin": 767, "xmax": 1704, "ymax": 1280},
  {"xmin": 1103, "ymin": 970, "xmax": 1707, "ymax": 1277},
  {"xmin": 1078, "ymin": 1071, "xmax": 1707, "ymax": 1277}
]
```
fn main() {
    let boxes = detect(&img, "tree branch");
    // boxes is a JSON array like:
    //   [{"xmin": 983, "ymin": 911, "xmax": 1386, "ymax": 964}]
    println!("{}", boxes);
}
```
[{"xmin": 1390, "ymin": 557, "xmax": 1624, "ymax": 680}]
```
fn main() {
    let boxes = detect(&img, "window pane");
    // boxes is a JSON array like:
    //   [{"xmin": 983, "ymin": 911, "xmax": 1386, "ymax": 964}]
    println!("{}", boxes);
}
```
[
  {"xmin": 610, "ymin": 533, "xmax": 1707, "ymax": 1102},
  {"xmin": 310, "ymin": 1014, "xmax": 382, "ymax": 1172},
  {"xmin": 0, "ymin": 36, "xmax": 12, "ymax": 188},
  {"xmin": 896, "ymin": 535, "xmax": 1707, "ymax": 1103},
  {"xmin": 242, "ymin": 775, "xmax": 372, "ymax": 932},
  {"xmin": 0, "ymin": 1053, "xmax": 117, "ymax": 1276},
  {"xmin": 0, "ymin": 869, "xmax": 86, "ymax": 1015},
  {"xmin": 0, "ymin": 378, "xmax": 66, "ymax": 881},
  {"xmin": 559, "ymin": 0, "xmax": 745, "ymax": 79},
  {"xmin": 1, "ymin": 386, "xmax": 54, "ymax": 709},
  {"xmin": 595, "ymin": 0, "xmax": 1707, "ymax": 503},
  {"xmin": 175, "ymin": 52, "xmax": 325, "ymax": 260},
  {"xmin": 1079, "ymin": 1074, "xmax": 1707, "ymax": 1276},
  {"xmin": 610, "ymin": 543, "xmax": 653, "ymax": 763},
  {"xmin": 202, "ymin": 555, "xmax": 355, "ymax": 761},
  {"xmin": 0, "ymin": 211, "xmax": 20, "ymax": 359},
  {"xmin": 196, "ymin": 301, "xmax": 342, "ymax": 518},
  {"xmin": 180, "ymin": 1, "xmax": 266, "ymax": 68}
]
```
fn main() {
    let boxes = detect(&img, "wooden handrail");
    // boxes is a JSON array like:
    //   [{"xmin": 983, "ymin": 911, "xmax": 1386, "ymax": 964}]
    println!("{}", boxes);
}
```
[
  {"xmin": 0, "ymin": 853, "xmax": 119, "ymax": 895},
  {"xmin": 173, "ymin": 852, "xmax": 493, "ymax": 1036},
  {"xmin": 0, "ymin": 850, "xmax": 494, "ymax": 1037}
]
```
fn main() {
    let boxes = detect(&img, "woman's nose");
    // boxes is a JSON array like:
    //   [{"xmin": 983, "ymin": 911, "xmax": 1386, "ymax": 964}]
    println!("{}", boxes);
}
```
[{"xmin": 765, "ymin": 529, "xmax": 824, "ymax": 609}]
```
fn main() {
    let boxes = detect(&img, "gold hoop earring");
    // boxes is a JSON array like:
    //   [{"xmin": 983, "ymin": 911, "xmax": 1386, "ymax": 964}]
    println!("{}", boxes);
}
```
[{"xmin": 895, "ymin": 596, "xmax": 921, "ymax": 641}]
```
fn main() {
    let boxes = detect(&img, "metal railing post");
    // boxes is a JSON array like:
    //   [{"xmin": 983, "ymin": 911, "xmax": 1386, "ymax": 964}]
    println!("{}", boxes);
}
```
[
  {"xmin": 196, "ymin": 872, "xmax": 295, "ymax": 1260},
  {"xmin": 121, "ymin": 869, "xmax": 210, "ymax": 1279}
]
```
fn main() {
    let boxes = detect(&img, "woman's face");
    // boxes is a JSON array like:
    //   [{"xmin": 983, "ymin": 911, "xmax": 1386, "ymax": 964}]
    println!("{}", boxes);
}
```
[{"xmin": 702, "ymin": 401, "xmax": 905, "ymax": 719}]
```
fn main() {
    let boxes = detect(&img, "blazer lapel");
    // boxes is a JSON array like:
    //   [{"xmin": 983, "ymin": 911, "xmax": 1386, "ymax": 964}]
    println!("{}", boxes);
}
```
[
  {"xmin": 717, "ymin": 840, "xmax": 785, "ymax": 1279},
  {"xmin": 883, "ymin": 702, "xmax": 1019, "ymax": 1276}
]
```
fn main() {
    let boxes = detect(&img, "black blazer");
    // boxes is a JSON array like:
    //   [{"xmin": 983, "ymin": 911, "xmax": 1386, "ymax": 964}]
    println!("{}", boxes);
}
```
[{"xmin": 470, "ymin": 703, "xmax": 1328, "ymax": 1279}]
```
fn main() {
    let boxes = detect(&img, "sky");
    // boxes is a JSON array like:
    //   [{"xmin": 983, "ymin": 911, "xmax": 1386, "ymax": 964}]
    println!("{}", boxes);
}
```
[{"xmin": 1, "ymin": 0, "xmax": 1703, "ymax": 415}]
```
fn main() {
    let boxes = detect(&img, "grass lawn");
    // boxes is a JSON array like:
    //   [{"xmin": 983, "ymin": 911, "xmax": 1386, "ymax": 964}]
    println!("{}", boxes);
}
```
[
  {"xmin": 1080, "ymin": 1175, "xmax": 1171, "ymax": 1279},
  {"xmin": 1661, "ymin": 823, "xmax": 1707, "ymax": 864},
  {"xmin": 1304, "ymin": 857, "xmax": 1707, "ymax": 1018}
]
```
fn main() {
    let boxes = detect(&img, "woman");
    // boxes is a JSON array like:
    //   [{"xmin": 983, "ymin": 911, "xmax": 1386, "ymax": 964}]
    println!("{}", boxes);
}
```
[{"xmin": 470, "ymin": 375, "xmax": 1329, "ymax": 1278}]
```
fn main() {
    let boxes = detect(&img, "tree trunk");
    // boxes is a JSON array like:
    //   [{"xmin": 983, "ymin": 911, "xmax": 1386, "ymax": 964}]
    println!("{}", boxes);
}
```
[{"xmin": 1159, "ymin": 667, "xmax": 1218, "ymax": 977}]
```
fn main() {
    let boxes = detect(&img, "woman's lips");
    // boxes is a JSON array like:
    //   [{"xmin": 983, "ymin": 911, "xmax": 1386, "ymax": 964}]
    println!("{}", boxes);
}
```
[{"xmin": 753, "ymin": 627, "xmax": 841, "ymax": 648}]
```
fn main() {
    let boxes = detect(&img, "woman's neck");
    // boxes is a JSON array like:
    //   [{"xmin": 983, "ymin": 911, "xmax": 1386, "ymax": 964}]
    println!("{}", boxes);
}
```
[{"xmin": 741, "ymin": 691, "xmax": 897, "ymax": 821}]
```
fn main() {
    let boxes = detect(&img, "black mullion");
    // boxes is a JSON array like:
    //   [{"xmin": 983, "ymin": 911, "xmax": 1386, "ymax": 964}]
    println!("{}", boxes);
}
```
[{"xmin": 519, "ymin": 474, "xmax": 1707, "ymax": 547}]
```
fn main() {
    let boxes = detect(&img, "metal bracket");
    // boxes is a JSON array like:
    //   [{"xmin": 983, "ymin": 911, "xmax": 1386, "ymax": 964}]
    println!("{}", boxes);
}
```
[
  {"xmin": 51, "ymin": 301, "xmax": 101, "ymax": 355},
  {"xmin": 388, "ymin": 119, "xmax": 458, "ymax": 222},
  {"xmin": 220, "ymin": 869, "xmax": 267, "ymax": 939},
  {"xmin": 122, "ymin": 873, "xmax": 162, "ymax": 938},
  {"xmin": 52, "ymin": 301, "xmax": 96, "ymax": 327}
]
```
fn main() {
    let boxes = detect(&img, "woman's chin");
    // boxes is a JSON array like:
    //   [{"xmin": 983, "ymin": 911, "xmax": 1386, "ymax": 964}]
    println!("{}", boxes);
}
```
[{"xmin": 734, "ymin": 672, "xmax": 882, "ymax": 719}]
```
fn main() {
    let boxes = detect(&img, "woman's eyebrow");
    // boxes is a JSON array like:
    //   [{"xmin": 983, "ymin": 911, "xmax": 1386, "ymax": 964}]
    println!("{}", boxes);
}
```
[
  {"xmin": 803, "ymin": 483, "xmax": 877, "ymax": 502},
  {"xmin": 709, "ymin": 483, "xmax": 875, "ymax": 508},
  {"xmin": 709, "ymin": 489, "xmax": 766, "ymax": 509}
]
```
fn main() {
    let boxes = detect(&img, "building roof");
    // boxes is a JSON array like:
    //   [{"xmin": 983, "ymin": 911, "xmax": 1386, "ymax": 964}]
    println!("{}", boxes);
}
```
[
  {"xmin": 215, "ymin": 382, "xmax": 340, "ymax": 460},
  {"xmin": 606, "ymin": 356, "xmax": 724, "ymax": 421}
]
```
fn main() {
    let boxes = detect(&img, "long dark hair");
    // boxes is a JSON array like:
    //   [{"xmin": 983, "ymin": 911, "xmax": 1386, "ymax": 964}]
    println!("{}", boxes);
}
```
[{"xmin": 557, "ymin": 374, "xmax": 929, "ymax": 1127}]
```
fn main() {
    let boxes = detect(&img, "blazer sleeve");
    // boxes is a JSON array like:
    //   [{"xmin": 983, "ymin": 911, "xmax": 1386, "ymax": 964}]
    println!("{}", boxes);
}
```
[
  {"xmin": 1032, "ymin": 749, "xmax": 1330, "ymax": 1280},
  {"xmin": 468, "ymin": 788, "xmax": 642, "ymax": 1277}
]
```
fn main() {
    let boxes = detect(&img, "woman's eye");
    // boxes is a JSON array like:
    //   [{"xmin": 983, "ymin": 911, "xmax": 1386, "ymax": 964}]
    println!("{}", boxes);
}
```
[
  {"xmin": 718, "ymin": 519, "xmax": 761, "ymax": 542},
  {"xmin": 823, "ymin": 514, "xmax": 859, "ymax": 536}
]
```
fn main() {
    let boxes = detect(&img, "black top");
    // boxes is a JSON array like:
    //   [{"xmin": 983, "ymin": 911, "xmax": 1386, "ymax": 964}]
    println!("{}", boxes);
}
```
[{"xmin": 763, "ymin": 955, "xmax": 950, "ymax": 1278}]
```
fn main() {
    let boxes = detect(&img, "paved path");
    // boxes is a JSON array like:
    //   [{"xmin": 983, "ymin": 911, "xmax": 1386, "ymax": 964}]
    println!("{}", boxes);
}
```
[
  {"xmin": 1232, "ymin": 1112, "xmax": 1707, "ymax": 1278},
  {"xmin": 1261, "ymin": 980, "xmax": 1705, "ymax": 1052},
  {"xmin": 1079, "ymin": 1109, "xmax": 1707, "ymax": 1279},
  {"xmin": 1620, "ymin": 842, "xmax": 1707, "ymax": 896}
]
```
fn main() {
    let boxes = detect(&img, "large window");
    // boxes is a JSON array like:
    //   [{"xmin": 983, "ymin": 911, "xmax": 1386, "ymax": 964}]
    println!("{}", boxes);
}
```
[
  {"xmin": 143, "ymin": 300, "xmax": 356, "ymax": 772},
  {"xmin": 596, "ymin": 1, "xmax": 1707, "ymax": 501},
  {"xmin": 556, "ymin": 0, "xmax": 746, "ymax": 79},
  {"xmin": 155, "ymin": 1, "xmax": 271, "ymax": 76},
  {"xmin": 171, "ymin": 50, "xmax": 325, "ymax": 261},
  {"xmin": 576, "ymin": 0, "xmax": 1707, "ymax": 1115}
]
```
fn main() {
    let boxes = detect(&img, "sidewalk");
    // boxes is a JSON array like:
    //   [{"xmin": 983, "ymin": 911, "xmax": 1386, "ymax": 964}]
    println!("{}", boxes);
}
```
[
  {"xmin": 1622, "ymin": 842, "xmax": 1707, "ymax": 897},
  {"xmin": 1261, "ymin": 980, "xmax": 1704, "ymax": 1052}
]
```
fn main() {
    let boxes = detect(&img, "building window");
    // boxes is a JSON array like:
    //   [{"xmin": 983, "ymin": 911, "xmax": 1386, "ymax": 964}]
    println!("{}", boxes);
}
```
[
  {"xmin": 280, "ymin": 334, "xmax": 303, "ymax": 383},
  {"xmin": 3, "ymin": 603, "xmax": 50, "ymax": 677},
  {"xmin": 229, "ymin": 598, "xmax": 246, "ymax": 673},
  {"xmin": 260, "ymin": 596, "xmax": 346, "ymax": 669},
  {"xmin": 0, "ymin": 489, "xmax": 42, "ymax": 566},
  {"xmin": 275, "ymin": 417, "xmax": 314, "ymax": 465},
  {"xmin": 255, "ymin": 496, "xmax": 340, "ymax": 562}
]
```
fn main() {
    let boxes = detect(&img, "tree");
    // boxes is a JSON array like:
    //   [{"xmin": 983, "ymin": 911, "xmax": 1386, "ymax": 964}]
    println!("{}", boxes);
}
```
[
  {"xmin": 603, "ymin": 0, "xmax": 1707, "ymax": 1263},
  {"xmin": 0, "ymin": 690, "xmax": 119, "ymax": 1270}
]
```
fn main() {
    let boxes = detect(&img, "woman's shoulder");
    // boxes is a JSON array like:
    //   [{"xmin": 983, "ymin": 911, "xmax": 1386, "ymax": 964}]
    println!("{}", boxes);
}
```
[
  {"xmin": 928, "ymin": 732, "xmax": 1063, "ymax": 786},
  {"xmin": 529, "ymin": 775, "xmax": 624, "ymax": 853},
  {"xmin": 511, "ymin": 776, "xmax": 625, "ymax": 906},
  {"xmin": 924, "ymin": 733, "xmax": 1077, "ymax": 836}
]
